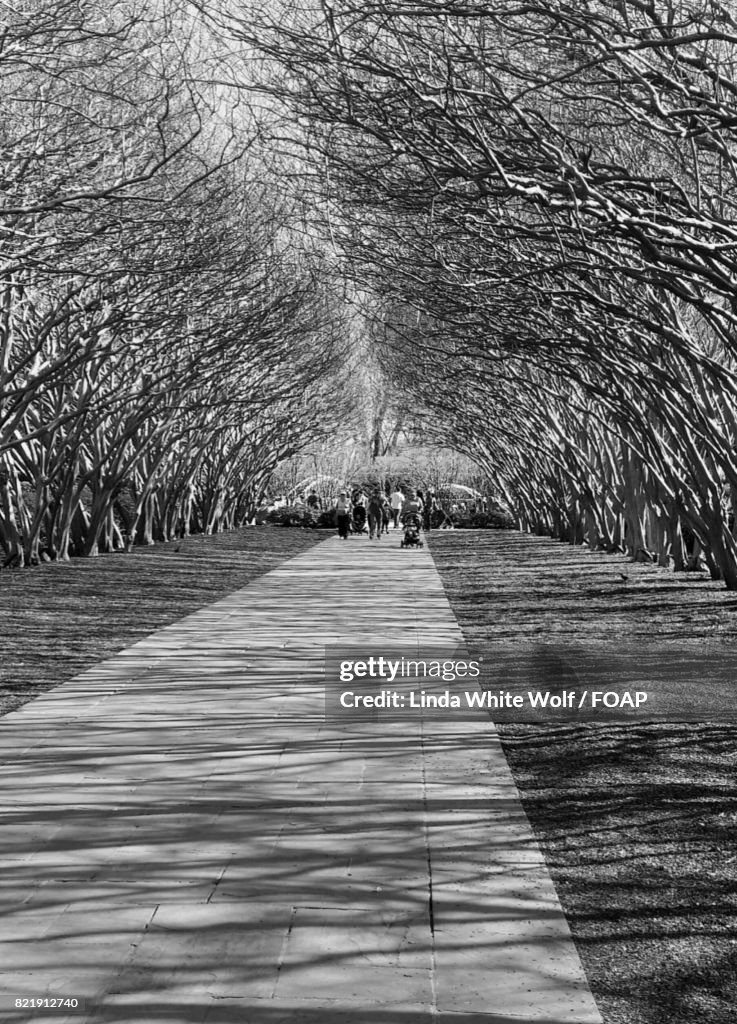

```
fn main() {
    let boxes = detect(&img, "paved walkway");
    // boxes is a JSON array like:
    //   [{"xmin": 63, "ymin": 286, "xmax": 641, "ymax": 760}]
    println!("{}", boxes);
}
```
[{"xmin": 0, "ymin": 534, "xmax": 602, "ymax": 1024}]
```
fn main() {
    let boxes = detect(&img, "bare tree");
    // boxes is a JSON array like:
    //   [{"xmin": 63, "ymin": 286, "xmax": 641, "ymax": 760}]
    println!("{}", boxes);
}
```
[
  {"xmin": 0, "ymin": 0, "xmax": 353, "ymax": 567},
  {"xmin": 222, "ymin": 0, "xmax": 737, "ymax": 585}
]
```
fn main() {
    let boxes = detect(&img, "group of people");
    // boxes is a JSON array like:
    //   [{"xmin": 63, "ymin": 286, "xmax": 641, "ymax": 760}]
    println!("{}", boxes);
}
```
[{"xmin": 332, "ymin": 486, "xmax": 436, "ymax": 541}]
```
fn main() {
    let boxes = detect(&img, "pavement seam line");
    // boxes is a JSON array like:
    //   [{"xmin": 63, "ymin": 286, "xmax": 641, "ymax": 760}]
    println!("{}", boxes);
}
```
[
  {"xmin": 270, "ymin": 906, "xmax": 297, "ymax": 1000},
  {"xmin": 421, "ymin": 719, "xmax": 439, "ymax": 1019}
]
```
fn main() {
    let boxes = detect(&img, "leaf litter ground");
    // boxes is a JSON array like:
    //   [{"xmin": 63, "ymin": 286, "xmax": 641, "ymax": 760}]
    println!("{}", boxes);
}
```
[
  {"xmin": 429, "ymin": 529, "xmax": 737, "ymax": 1024},
  {"xmin": 0, "ymin": 527, "xmax": 325, "ymax": 716}
]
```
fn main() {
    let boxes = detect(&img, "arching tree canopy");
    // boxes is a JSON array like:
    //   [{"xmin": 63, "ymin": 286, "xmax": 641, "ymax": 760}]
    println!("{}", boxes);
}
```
[
  {"xmin": 6, "ymin": 1, "xmax": 737, "ymax": 585},
  {"xmin": 0, "ymin": 0, "xmax": 358, "ymax": 566},
  {"xmin": 209, "ymin": 0, "xmax": 737, "ymax": 586}
]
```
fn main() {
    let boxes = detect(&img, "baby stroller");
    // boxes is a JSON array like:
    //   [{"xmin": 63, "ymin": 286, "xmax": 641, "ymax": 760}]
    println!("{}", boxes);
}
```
[
  {"xmin": 351, "ymin": 503, "xmax": 368, "ymax": 535},
  {"xmin": 400, "ymin": 512, "xmax": 423, "ymax": 548}
]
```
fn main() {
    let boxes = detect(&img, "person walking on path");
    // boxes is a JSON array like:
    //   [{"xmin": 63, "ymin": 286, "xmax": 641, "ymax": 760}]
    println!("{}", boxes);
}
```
[
  {"xmin": 424, "ymin": 490, "xmax": 436, "ymax": 531},
  {"xmin": 402, "ymin": 489, "xmax": 422, "ymax": 520},
  {"xmin": 390, "ymin": 487, "xmax": 404, "ymax": 528},
  {"xmin": 367, "ymin": 490, "xmax": 385, "ymax": 540},
  {"xmin": 334, "ymin": 491, "xmax": 352, "ymax": 540},
  {"xmin": 381, "ymin": 494, "xmax": 391, "ymax": 534}
]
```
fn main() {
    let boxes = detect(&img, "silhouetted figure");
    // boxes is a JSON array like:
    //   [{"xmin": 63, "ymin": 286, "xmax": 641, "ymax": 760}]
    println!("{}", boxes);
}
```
[{"xmin": 334, "ymin": 491, "xmax": 351, "ymax": 540}]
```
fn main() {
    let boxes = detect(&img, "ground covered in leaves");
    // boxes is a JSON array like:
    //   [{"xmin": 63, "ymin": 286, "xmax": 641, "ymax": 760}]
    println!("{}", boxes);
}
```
[
  {"xmin": 0, "ymin": 527, "xmax": 326, "ymax": 717},
  {"xmin": 429, "ymin": 530, "xmax": 737, "ymax": 1024}
]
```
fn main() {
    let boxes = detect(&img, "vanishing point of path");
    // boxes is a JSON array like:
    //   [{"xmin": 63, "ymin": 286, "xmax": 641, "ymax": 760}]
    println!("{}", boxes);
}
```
[{"xmin": 0, "ymin": 533, "xmax": 602, "ymax": 1024}]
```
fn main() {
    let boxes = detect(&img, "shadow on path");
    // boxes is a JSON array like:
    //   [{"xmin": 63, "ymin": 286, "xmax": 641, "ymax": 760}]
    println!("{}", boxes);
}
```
[{"xmin": 1, "ymin": 537, "xmax": 601, "ymax": 1023}]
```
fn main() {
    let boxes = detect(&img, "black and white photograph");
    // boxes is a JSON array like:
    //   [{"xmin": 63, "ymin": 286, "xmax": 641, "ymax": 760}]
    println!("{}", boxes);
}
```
[{"xmin": 1, "ymin": 2, "xmax": 736, "ymax": 1022}]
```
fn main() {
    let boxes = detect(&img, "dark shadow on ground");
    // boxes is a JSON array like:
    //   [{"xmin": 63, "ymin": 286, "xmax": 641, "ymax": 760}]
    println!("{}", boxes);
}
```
[
  {"xmin": 0, "ymin": 662, "xmax": 585, "ymax": 1023},
  {"xmin": 430, "ymin": 530, "xmax": 737, "ymax": 1024},
  {"xmin": 0, "ymin": 527, "xmax": 327, "ymax": 716}
]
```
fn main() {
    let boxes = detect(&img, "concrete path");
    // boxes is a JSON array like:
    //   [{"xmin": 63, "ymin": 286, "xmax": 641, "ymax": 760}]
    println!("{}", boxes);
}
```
[{"xmin": 0, "ymin": 533, "xmax": 602, "ymax": 1024}]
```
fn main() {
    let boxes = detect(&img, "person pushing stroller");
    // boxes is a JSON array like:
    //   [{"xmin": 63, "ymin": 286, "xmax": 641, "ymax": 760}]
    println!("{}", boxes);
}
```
[
  {"xmin": 399, "ymin": 489, "xmax": 424, "ymax": 548},
  {"xmin": 351, "ymin": 489, "xmax": 368, "ymax": 535}
]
